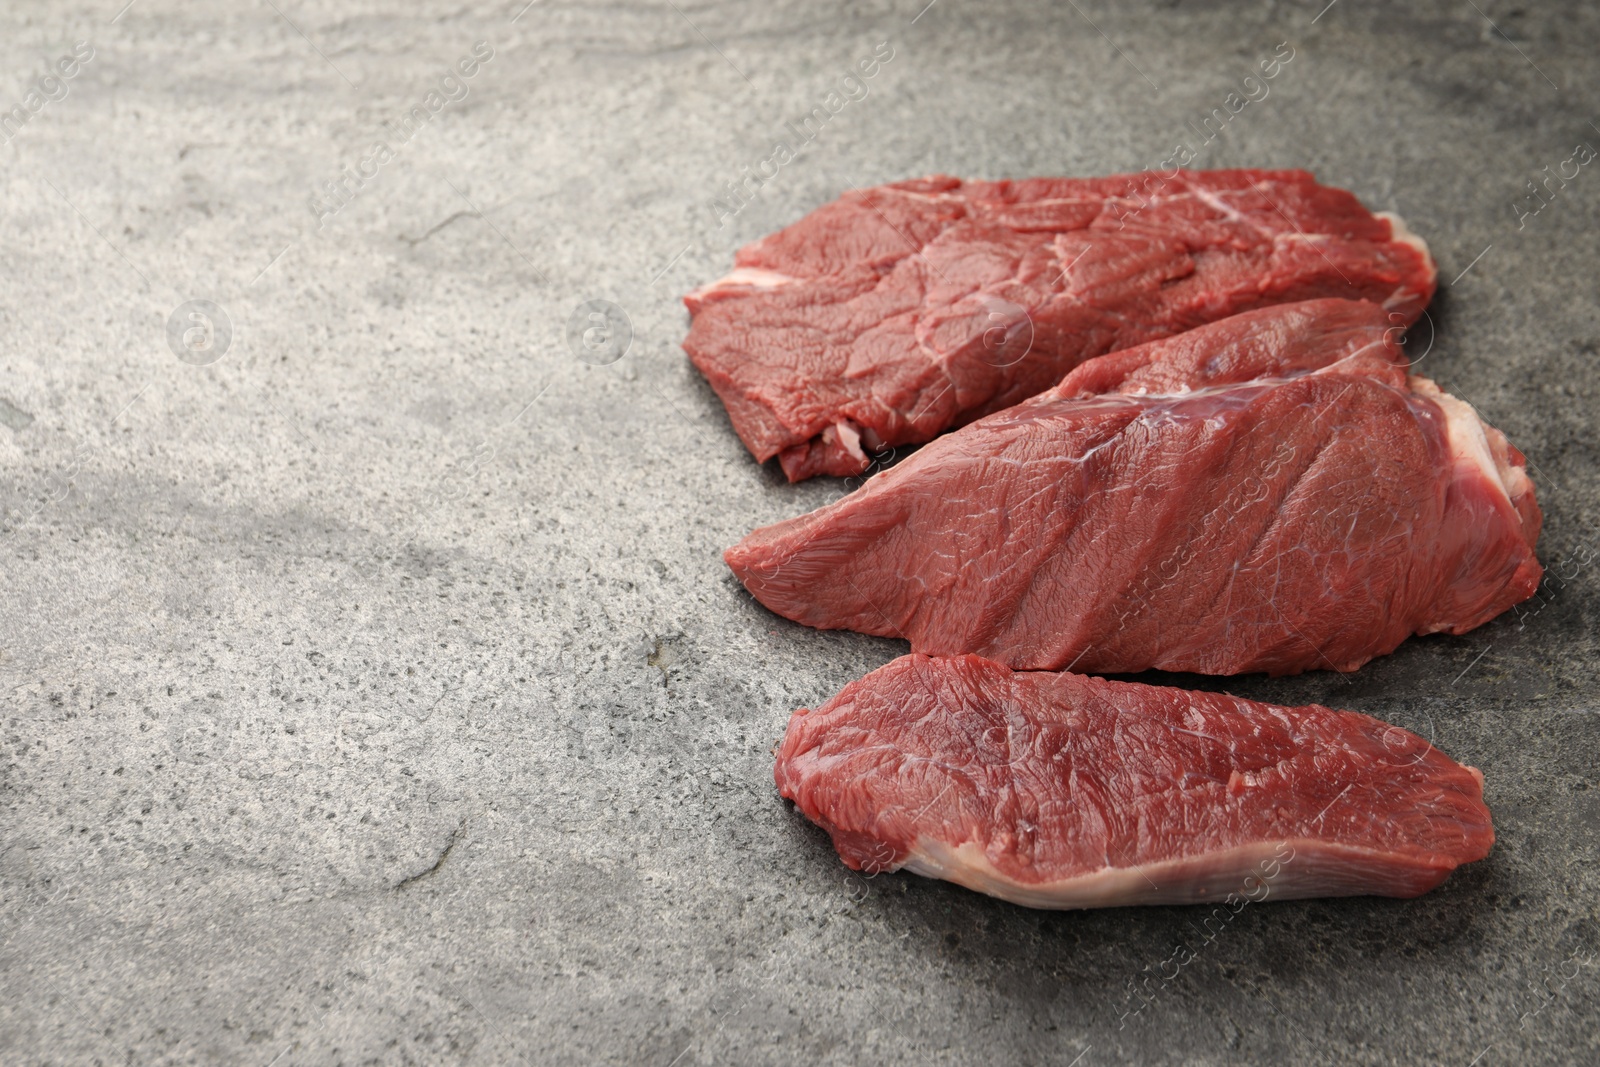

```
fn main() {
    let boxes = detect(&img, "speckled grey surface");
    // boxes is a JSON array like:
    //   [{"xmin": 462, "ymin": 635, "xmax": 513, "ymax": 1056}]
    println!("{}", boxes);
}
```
[{"xmin": 2, "ymin": 1, "xmax": 1597, "ymax": 1064}]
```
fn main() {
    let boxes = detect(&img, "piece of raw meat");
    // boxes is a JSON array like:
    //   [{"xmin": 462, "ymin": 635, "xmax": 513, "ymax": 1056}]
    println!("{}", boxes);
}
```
[
  {"xmin": 775, "ymin": 654, "xmax": 1494, "ymax": 908},
  {"xmin": 684, "ymin": 170, "xmax": 1437, "ymax": 480},
  {"xmin": 726, "ymin": 299, "xmax": 1542, "ymax": 676}
]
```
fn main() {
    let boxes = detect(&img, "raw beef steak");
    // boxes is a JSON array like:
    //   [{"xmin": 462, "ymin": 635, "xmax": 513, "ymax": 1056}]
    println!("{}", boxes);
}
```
[
  {"xmin": 726, "ymin": 300, "xmax": 1542, "ymax": 676},
  {"xmin": 775, "ymin": 654, "xmax": 1495, "ymax": 908},
  {"xmin": 685, "ymin": 170, "xmax": 1436, "ymax": 480}
]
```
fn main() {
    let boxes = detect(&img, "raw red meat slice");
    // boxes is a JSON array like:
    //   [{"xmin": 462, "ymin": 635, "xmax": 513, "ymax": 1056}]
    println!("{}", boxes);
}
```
[
  {"xmin": 684, "ymin": 170, "xmax": 1436, "ymax": 480},
  {"xmin": 726, "ymin": 299, "xmax": 1542, "ymax": 676},
  {"xmin": 775, "ymin": 654, "xmax": 1494, "ymax": 908}
]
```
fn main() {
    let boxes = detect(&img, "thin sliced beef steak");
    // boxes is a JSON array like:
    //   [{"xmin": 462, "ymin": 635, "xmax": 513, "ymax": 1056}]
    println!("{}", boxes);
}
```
[
  {"xmin": 776, "ymin": 654, "xmax": 1494, "ymax": 908},
  {"xmin": 726, "ymin": 300, "xmax": 1542, "ymax": 676},
  {"xmin": 685, "ymin": 169, "xmax": 1437, "ymax": 480}
]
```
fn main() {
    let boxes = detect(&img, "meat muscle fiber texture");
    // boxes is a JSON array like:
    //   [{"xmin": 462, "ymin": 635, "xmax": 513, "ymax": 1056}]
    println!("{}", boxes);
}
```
[
  {"xmin": 726, "ymin": 299, "xmax": 1542, "ymax": 677},
  {"xmin": 775, "ymin": 654, "xmax": 1495, "ymax": 908},
  {"xmin": 684, "ymin": 169, "xmax": 1437, "ymax": 480}
]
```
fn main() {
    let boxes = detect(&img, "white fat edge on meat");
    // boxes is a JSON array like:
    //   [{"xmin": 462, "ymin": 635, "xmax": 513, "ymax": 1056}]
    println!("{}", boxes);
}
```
[
  {"xmin": 902, "ymin": 837, "xmax": 1436, "ymax": 908},
  {"xmin": 686, "ymin": 266, "xmax": 796, "ymax": 302},
  {"xmin": 1409, "ymin": 376, "xmax": 1533, "ymax": 514},
  {"xmin": 1374, "ymin": 210, "xmax": 1435, "ymax": 281},
  {"xmin": 818, "ymin": 419, "xmax": 869, "ymax": 464},
  {"xmin": 1374, "ymin": 210, "xmax": 1437, "ymax": 311}
]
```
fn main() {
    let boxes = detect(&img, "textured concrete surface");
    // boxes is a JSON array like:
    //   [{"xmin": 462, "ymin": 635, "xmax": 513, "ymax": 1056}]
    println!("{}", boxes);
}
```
[{"xmin": 2, "ymin": 1, "xmax": 1598, "ymax": 1064}]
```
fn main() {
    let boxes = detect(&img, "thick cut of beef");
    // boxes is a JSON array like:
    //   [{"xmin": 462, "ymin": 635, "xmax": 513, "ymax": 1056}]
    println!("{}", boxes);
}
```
[
  {"xmin": 684, "ymin": 170, "xmax": 1436, "ymax": 480},
  {"xmin": 776, "ymin": 654, "xmax": 1494, "ymax": 908},
  {"xmin": 726, "ymin": 299, "xmax": 1542, "ymax": 676}
]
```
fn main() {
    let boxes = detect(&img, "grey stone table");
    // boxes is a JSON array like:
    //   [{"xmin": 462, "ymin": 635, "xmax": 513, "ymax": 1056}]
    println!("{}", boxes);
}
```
[{"xmin": 2, "ymin": 1, "xmax": 1596, "ymax": 1064}]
